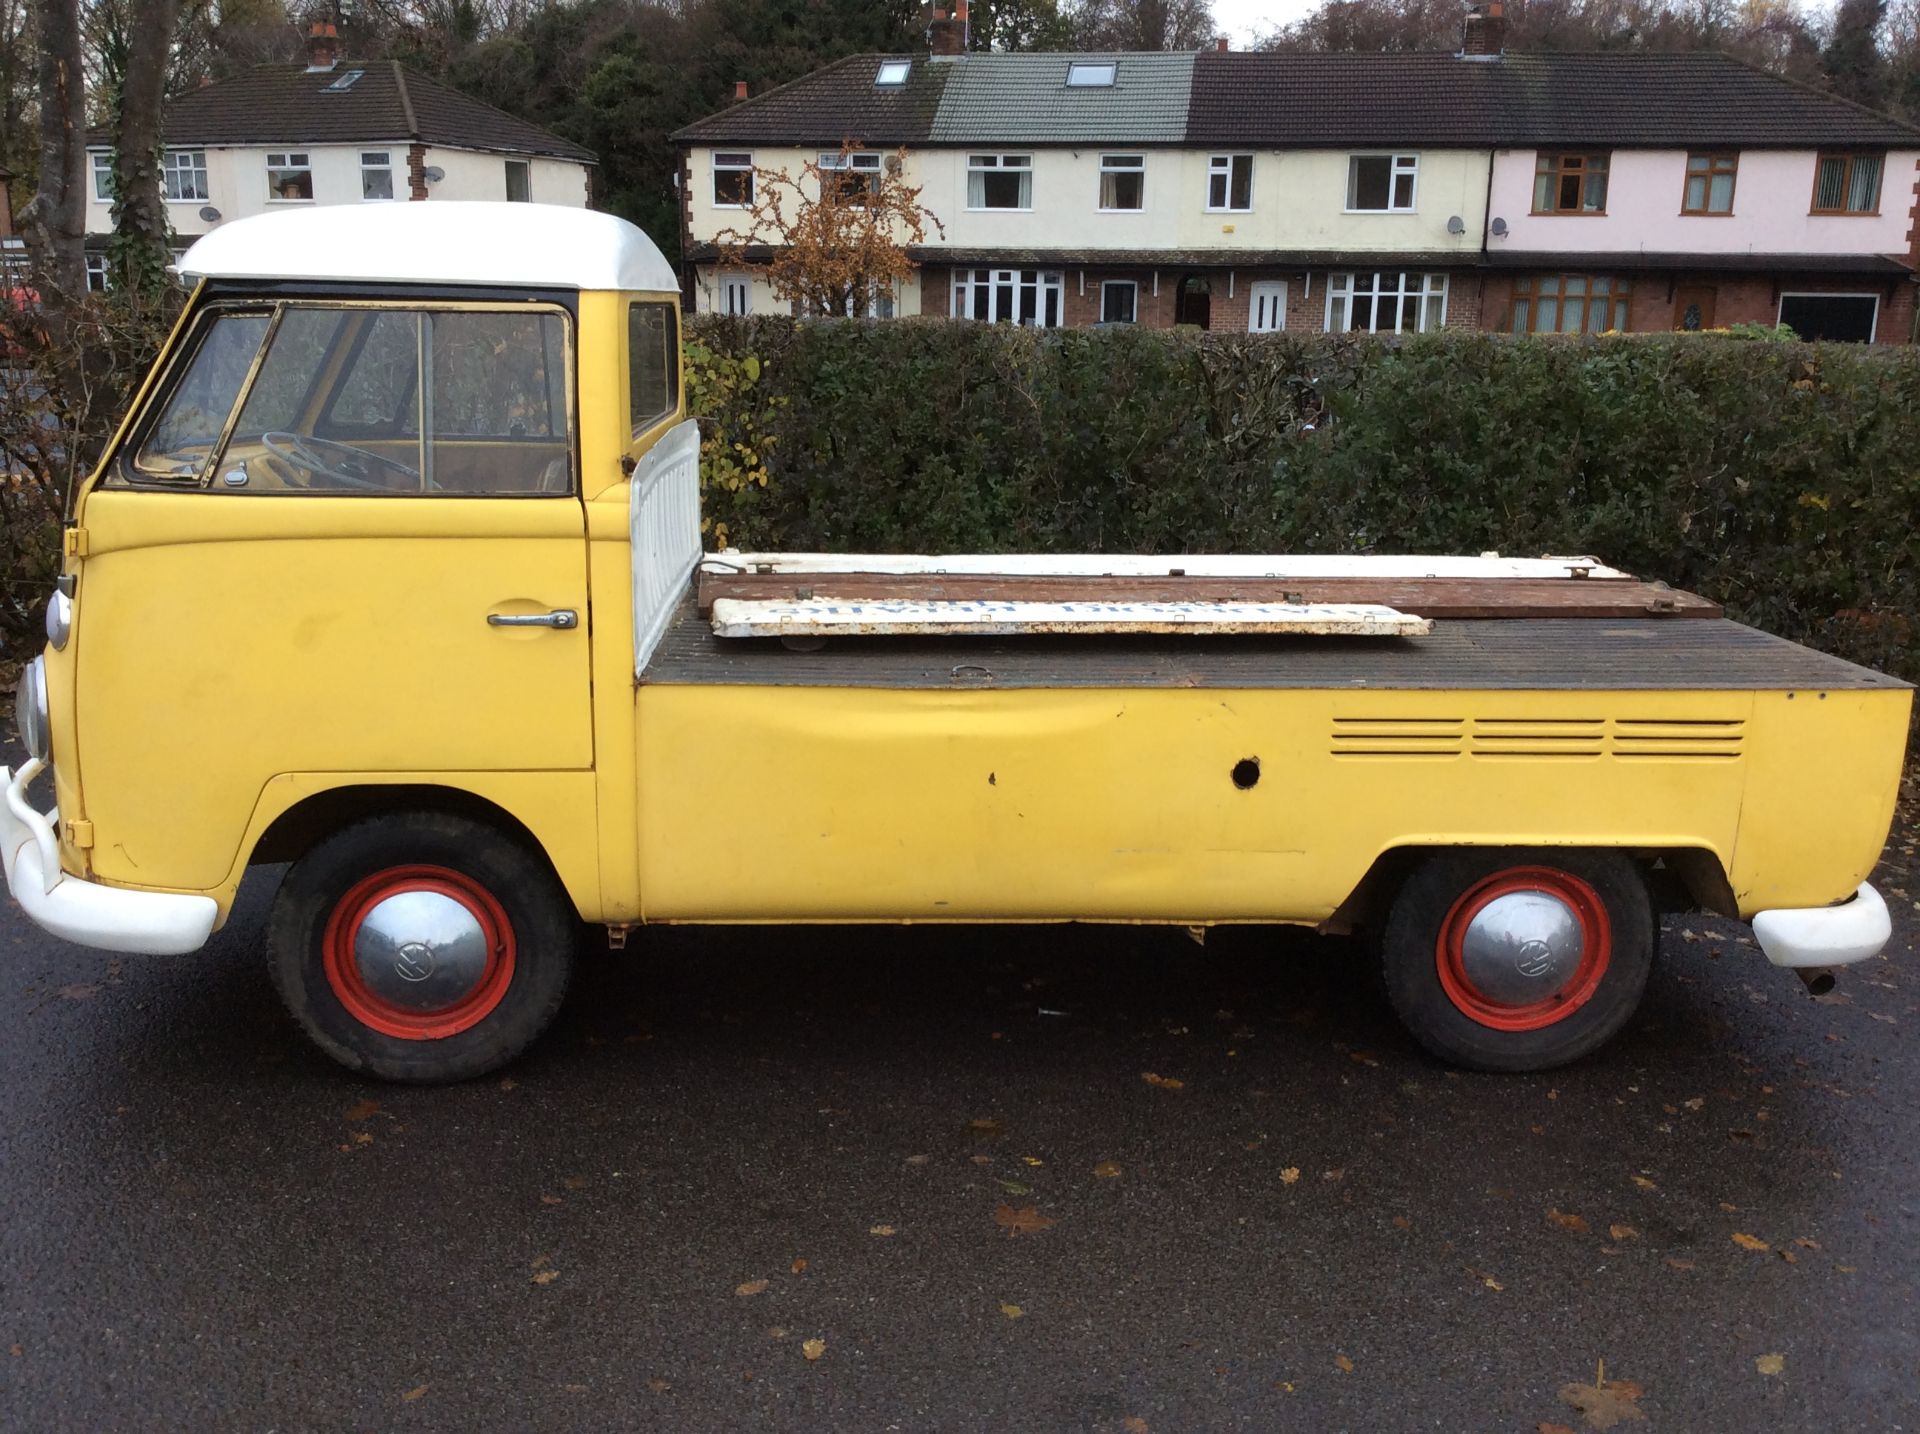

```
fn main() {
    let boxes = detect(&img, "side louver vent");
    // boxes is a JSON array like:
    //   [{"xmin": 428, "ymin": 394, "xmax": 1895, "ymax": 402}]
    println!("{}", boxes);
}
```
[{"xmin": 1332, "ymin": 716, "xmax": 1745, "ymax": 760}]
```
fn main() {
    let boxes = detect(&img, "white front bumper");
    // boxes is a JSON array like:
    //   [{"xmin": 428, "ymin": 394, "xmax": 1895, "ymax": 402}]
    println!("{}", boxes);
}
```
[
  {"xmin": 1752, "ymin": 883, "xmax": 1892, "ymax": 970},
  {"xmin": 2, "ymin": 759, "xmax": 217, "ymax": 955}
]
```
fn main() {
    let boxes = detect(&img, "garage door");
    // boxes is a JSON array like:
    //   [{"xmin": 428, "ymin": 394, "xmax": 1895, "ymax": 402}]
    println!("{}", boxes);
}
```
[{"xmin": 1778, "ymin": 294, "xmax": 1877, "ymax": 343}]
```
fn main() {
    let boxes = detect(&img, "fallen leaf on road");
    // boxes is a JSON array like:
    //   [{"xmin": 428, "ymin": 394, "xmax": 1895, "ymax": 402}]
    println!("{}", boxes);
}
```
[
  {"xmin": 994, "ymin": 1203, "xmax": 1055, "ymax": 1236},
  {"xmin": 1392, "ymin": 1215, "xmax": 1411, "ymax": 1230},
  {"xmin": 401, "ymin": 1384, "xmax": 429, "ymax": 1403},
  {"xmin": 1280, "ymin": 1167, "xmax": 1301, "ymax": 1185},
  {"xmin": 1022, "ymin": 1156, "xmax": 1044, "ymax": 1166},
  {"xmin": 970, "ymin": 1154, "xmax": 993, "ymax": 1165},
  {"xmin": 1093, "ymin": 1161, "xmax": 1122, "ymax": 1178},
  {"xmin": 1122, "ymin": 1419, "xmax": 1149, "ymax": 1433},
  {"xmin": 998, "ymin": 1179, "xmax": 1032, "ymax": 1195},
  {"xmin": 1558, "ymin": 1367, "xmax": 1646, "ymax": 1428},
  {"xmin": 1608, "ymin": 1225, "xmax": 1639, "ymax": 1242},
  {"xmin": 1548, "ymin": 1208, "xmax": 1590, "ymax": 1234},
  {"xmin": 1349, "ymin": 1051, "xmax": 1380, "ymax": 1067},
  {"xmin": 1142, "ymin": 1072, "xmax": 1185, "ymax": 1089},
  {"xmin": 735, "ymin": 1280, "xmax": 768, "ymax": 1297},
  {"xmin": 499, "ymin": 1077, "xmax": 517, "ymax": 1091},
  {"xmin": 540, "ymin": 1194, "xmax": 563, "ymax": 1206},
  {"xmin": 967, "ymin": 1117, "xmax": 1003, "ymax": 1139},
  {"xmin": 802, "ymin": 1338, "xmax": 826, "ymax": 1362},
  {"xmin": 1664, "ymin": 1258, "xmax": 1695, "ymax": 1271},
  {"xmin": 646, "ymin": 1378, "xmax": 670, "ymax": 1392},
  {"xmin": 869, "ymin": 1225, "xmax": 897, "ymax": 1237},
  {"xmin": 1335, "ymin": 1354, "xmax": 1355, "ymax": 1372},
  {"xmin": 344, "ymin": 1099, "xmax": 380, "ymax": 1122},
  {"xmin": 1000, "ymin": 1302, "xmax": 1024, "ymax": 1319},
  {"xmin": 57, "ymin": 983, "xmax": 99, "ymax": 1001},
  {"xmin": 791, "ymin": 1258, "xmax": 808, "ymax": 1275},
  {"xmin": 531, "ymin": 1270, "xmax": 559, "ymax": 1285},
  {"xmin": 1322, "ymin": 1168, "xmax": 1345, "ymax": 1182},
  {"xmin": 1731, "ymin": 1233, "xmax": 1770, "ymax": 1252},
  {"xmin": 1794, "ymin": 1237, "xmax": 1821, "ymax": 1250},
  {"xmin": 561, "ymin": 1175, "xmax": 588, "ymax": 1190},
  {"xmin": 1630, "ymin": 1175, "xmax": 1657, "ymax": 1191},
  {"xmin": 8, "ymin": 1345, "xmax": 21, "ymax": 1358},
  {"xmin": 1538, "ymin": 1424, "xmax": 1578, "ymax": 1434},
  {"xmin": 905, "ymin": 1153, "xmax": 930, "ymax": 1166},
  {"xmin": 1755, "ymin": 1354, "xmax": 1785, "ymax": 1377}
]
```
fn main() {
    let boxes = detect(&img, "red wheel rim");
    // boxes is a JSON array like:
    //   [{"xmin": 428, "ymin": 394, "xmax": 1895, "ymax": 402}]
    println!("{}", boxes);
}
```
[
  {"xmin": 321, "ymin": 864, "xmax": 516, "ymax": 1040},
  {"xmin": 1434, "ymin": 866, "xmax": 1611, "ymax": 1032}
]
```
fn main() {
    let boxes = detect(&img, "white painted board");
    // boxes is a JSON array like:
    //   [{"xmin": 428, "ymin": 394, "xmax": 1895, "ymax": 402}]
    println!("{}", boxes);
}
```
[{"xmin": 710, "ymin": 598, "xmax": 1433, "ymax": 640}]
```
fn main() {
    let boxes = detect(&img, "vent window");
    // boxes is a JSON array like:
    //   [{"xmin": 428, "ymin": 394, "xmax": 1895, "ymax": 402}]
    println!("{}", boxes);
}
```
[
  {"xmin": 875, "ymin": 60, "xmax": 910, "ymax": 86},
  {"xmin": 325, "ymin": 68, "xmax": 365, "ymax": 92},
  {"xmin": 1066, "ymin": 62, "xmax": 1116, "ymax": 87}
]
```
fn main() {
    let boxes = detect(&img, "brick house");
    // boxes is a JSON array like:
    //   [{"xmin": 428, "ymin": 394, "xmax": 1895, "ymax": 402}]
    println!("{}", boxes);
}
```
[
  {"xmin": 81, "ymin": 22, "xmax": 597, "ymax": 290},
  {"xmin": 673, "ymin": 6, "xmax": 1920, "ymax": 342}
]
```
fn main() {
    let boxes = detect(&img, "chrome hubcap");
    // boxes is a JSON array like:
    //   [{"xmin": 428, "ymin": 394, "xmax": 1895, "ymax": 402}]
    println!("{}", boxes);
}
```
[
  {"xmin": 1458, "ymin": 889, "xmax": 1586, "ymax": 1006},
  {"xmin": 352, "ymin": 889, "xmax": 492, "ymax": 1013}
]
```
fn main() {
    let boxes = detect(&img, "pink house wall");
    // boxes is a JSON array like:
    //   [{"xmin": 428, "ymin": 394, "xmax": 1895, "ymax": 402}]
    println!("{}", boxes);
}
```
[{"xmin": 1487, "ymin": 148, "xmax": 1920, "ymax": 258}]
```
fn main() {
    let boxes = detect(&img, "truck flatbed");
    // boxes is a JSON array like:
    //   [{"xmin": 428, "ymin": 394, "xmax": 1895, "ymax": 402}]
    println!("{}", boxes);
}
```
[{"xmin": 643, "ymin": 602, "xmax": 1905, "ymax": 693}]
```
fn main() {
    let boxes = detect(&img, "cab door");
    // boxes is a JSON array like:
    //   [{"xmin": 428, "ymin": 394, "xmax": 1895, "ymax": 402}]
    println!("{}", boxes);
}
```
[{"xmin": 70, "ymin": 298, "xmax": 592, "ymax": 891}]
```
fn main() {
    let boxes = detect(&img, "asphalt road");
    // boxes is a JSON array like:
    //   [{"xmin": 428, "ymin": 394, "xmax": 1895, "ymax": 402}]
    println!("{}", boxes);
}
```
[{"xmin": 1, "ymin": 771, "xmax": 1916, "ymax": 1433}]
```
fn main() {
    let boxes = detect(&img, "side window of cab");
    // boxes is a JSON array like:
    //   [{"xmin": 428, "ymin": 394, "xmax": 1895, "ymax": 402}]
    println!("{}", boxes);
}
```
[
  {"xmin": 627, "ymin": 300, "xmax": 679, "ymax": 442},
  {"xmin": 121, "ymin": 302, "xmax": 575, "ymax": 495}
]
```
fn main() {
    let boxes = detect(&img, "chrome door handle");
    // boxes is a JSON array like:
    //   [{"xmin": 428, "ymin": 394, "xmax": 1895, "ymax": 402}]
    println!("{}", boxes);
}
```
[{"xmin": 487, "ymin": 609, "xmax": 578, "ymax": 630}]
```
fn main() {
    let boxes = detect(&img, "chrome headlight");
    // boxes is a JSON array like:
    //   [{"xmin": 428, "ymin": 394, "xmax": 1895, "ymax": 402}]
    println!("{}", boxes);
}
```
[
  {"xmin": 15, "ymin": 655, "xmax": 48, "ymax": 761},
  {"xmin": 45, "ymin": 589, "xmax": 71, "ymax": 650}
]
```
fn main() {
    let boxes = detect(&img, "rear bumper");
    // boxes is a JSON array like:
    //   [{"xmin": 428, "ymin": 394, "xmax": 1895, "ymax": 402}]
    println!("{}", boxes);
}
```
[
  {"xmin": 1752, "ymin": 883, "xmax": 1891, "ymax": 970},
  {"xmin": 2, "ymin": 759, "xmax": 217, "ymax": 955}
]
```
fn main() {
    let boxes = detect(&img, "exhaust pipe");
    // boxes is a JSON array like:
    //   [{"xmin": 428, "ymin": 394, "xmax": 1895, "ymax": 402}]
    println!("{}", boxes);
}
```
[{"xmin": 1792, "ymin": 966, "xmax": 1837, "ymax": 997}]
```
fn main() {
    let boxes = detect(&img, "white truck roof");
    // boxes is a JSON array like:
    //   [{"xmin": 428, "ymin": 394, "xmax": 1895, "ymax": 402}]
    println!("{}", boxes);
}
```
[{"xmin": 177, "ymin": 202, "xmax": 678, "ymax": 293}]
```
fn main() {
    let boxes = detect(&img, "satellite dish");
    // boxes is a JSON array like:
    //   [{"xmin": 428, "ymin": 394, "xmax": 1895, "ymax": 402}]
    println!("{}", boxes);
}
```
[
  {"xmin": 422, "ymin": 165, "xmax": 445, "ymax": 183},
  {"xmin": 1490, "ymin": 216, "xmax": 1509, "ymax": 237},
  {"xmin": 198, "ymin": 205, "xmax": 221, "ymax": 222},
  {"xmin": 1446, "ymin": 214, "xmax": 1465, "ymax": 235}
]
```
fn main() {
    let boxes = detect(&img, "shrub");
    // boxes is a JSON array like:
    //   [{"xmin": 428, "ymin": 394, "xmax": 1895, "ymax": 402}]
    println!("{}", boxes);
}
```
[{"xmin": 687, "ymin": 317, "xmax": 1920, "ymax": 686}]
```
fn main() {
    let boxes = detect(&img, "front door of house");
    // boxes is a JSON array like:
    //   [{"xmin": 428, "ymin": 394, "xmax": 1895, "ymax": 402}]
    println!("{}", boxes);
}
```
[{"xmin": 1673, "ymin": 285, "xmax": 1718, "ymax": 332}]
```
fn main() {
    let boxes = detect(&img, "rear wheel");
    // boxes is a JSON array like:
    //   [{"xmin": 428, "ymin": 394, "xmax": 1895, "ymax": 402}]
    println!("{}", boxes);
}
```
[
  {"xmin": 1381, "ymin": 849, "xmax": 1652, "ymax": 1072},
  {"xmin": 269, "ymin": 811, "xmax": 575, "ymax": 1082}
]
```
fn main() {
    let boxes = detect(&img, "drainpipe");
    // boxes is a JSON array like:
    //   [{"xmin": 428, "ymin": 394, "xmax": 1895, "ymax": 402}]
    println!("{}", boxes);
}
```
[{"xmin": 1480, "ymin": 147, "xmax": 1496, "ymax": 321}]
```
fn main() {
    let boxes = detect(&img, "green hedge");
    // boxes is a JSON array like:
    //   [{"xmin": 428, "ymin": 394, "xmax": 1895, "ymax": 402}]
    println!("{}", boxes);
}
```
[{"xmin": 687, "ymin": 316, "xmax": 1920, "ymax": 685}]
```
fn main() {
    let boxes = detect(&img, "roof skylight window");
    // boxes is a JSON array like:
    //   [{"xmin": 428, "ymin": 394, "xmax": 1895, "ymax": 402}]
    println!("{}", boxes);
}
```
[
  {"xmin": 1066, "ymin": 62, "xmax": 1116, "ymax": 87},
  {"xmin": 325, "ymin": 68, "xmax": 365, "ymax": 91},
  {"xmin": 875, "ymin": 60, "xmax": 911, "ymax": 86}
]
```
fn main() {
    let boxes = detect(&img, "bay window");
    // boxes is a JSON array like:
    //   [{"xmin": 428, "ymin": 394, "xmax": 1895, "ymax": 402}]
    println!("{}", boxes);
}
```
[
  {"xmin": 952, "ymin": 268, "xmax": 1063, "ymax": 326},
  {"xmin": 1326, "ymin": 271, "xmax": 1448, "ymax": 333},
  {"xmin": 1509, "ymin": 275, "xmax": 1631, "ymax": 335}
]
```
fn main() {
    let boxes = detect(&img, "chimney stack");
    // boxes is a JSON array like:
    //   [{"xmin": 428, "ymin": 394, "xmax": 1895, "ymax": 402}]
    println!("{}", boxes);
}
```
[
  {"xmin": 1462, "ymin": 1, "xmax": 1507, "ymax": 57},
  {"xmin": 1214, "ymin": 35, "xmax": 1230, "ymax": 52},
  {"xmin": 304, "ymin": 19, "xmax": 339, "ymax": 72},
  {"xmin": 733, "ymin": 79, "xmax": 749, "ymax": 100},
  {"xmin": 928, "ymin": 6, "xmax": 964, "ymax": 55}
]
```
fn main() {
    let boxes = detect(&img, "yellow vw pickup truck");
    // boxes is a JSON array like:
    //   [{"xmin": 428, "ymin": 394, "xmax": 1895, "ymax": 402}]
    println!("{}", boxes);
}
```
[{"xmin": 3, "ymin": 204, "xmax": 1908, "ymax": 1081}]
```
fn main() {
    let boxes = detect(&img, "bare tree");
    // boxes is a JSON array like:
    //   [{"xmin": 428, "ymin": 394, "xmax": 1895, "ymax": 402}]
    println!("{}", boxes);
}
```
[
  {"xmin": 16, "ymin": 0, "xmax": 86, "ymax": 317},
  {"xmin": 1068, "ymin": 0, "xmax": 1217, "ymax": 50},
  {"xmin": 86, "ymin": 0, "xmax": 186, "ymax": 296}
]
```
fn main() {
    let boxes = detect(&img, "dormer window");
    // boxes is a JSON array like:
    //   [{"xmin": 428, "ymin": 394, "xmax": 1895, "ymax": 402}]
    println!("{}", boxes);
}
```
[
  {"xmin": 875, "ymin": 60, "xmax": 910, "ymax": 86},
  {"xmin": 1066, "ymin": 62, "xmax": 1116, "ymax": 87}
]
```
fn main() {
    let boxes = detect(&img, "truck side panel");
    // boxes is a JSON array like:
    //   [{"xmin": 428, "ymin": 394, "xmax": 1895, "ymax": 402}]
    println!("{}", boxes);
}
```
[{"xmin": 632, "ymin": 684, "xmax": 1900, "ymax": 923}]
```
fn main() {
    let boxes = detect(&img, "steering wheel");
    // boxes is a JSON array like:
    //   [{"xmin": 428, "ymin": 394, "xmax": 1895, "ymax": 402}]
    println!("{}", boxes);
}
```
[{"xmin": 260, "ymin": 432, "xmax": 420, "ymax": 491}]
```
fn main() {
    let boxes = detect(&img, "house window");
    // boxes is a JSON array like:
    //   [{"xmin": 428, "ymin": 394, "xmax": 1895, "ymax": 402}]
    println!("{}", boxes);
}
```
[
  {"xmin": 628, "ymin": 300, "xmax": 680, "ymax": 436},
  {"xmin": 1066, "ymin": 61, "xmax": 1117, "ymax": 86},
  {"xmin": 718, "ymin": 274, "xmax": 752, "ymax": 316},
  {"xmin": 1347, "ymin": 154, "xmax": 1417, "ymax": 212},
  {"xmin": 1100, "ymin": 281, "xmax": 1138, "ymax": 324},
  {"xmin": 162, "ymin": 149, "xmax": 209, "ymax": 202},
  {"xmin": 85, "ymin": 254, "xmax": 108, "ymax": 292},
  {"xmin": 504, "ymin": 159, "xmax": 531, "ymax": 202},
  {"xmin": 91, "ymin": 151, "xmax": 113, "ymax": 201},
  {"xmin": 1509, "ymin": 275, "xmax": 1631, "ymax": 335},
  {"xmin": 712, "ymin": 152, "xmax": 754, "ymax": 208},
  {"xmin": 1532, "ymin": 153, "xmax": 1608, "ymax": 214},
  {"xmin": 1778, "ymin": 292, "xmax": 1878, "ymax": 342},
  {"xmin": 1682, "ymin": 153, "xmax": 1736, "ymax": 215},
  {"xmin": 361, "ymin": 151, "xmax": 394, "ymax": 201},
  {"xmin": 1326, "ymin": 271, "xmax": 1448, "ymax": 333},
  {"xmin": 266, "ymin": 152, "xmax": 313, "ymax": 201},
  {"xmin": 875, "ymin": 59, "xmax": 911, "ymax": 86},
  {"xmin": 1811, "ymin": 153, "xmax": 1882, "ymax": 214},
  {"xmin": 968, "ymin": 154, "xmax": 1032, "ymax": 210},
  {"xmin": 1248, "ymin": 280, "xmax": 1287, "ymax": 333},
  {"xmin": 1100, "ymin": 154, "xmax": 1144, "ymax": 211},
  {"xmin": 1207, "ymin": 154, "xmax": 1252, "ymax": 211},
  {"xmin": 820, "ymin": 150, "xmax": 882, "ymax": 202},
  {"xmin": 951, "ymin": 268, "xmax": 1063, "ymax": 326}
]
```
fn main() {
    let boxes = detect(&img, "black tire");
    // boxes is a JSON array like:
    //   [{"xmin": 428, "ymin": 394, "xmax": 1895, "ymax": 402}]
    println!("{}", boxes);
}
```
[
  {"xmin": 268, "ymin": 810, "xmax": 576, "ymax": 1083},
  {"xmin": 1381, "ymin": 848, "xmax": 1653, "ymax": 1073}
]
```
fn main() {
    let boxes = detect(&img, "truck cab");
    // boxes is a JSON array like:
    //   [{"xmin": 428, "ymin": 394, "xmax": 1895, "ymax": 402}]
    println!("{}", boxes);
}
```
[{"xmin": 4, "ymin": 203, "xmax": 1908, "ymax": 1082}]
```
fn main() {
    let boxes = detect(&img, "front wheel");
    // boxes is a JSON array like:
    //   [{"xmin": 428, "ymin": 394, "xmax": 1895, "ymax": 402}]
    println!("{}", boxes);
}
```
[
  {"xmin": 1381, "ymin": 849, "xmax": 1653, "ymax": 1072},
  {"xmin": 268, "ymin": 811, "xmax": 576, "ymax": 1082}
]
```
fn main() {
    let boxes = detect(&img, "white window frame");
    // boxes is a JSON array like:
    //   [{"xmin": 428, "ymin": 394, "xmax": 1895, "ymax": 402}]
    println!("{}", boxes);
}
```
[
  {"xmin": 820, "ymin": 150, "xmax": 882, "ymax": 201},
  {"xmin": 504, "ymin": 158, "xmax": 531, "ymax": 202},
  {"xmin": 1776, "ymin": 291, "xmax": 1879, "ymax": 341},
  {"xmin": 875, "ymin": 59, "xmax": 911, "ymax": 86},
  {"xmin": 1206, "ymin": 153, "xmax": 1253, "ymax": 212},
  {"xmin": 85, "ymin": 253, "xmax": 108, "ymax": 292},
  {"xmin": 161, "ymin": 149, "xmax": 209, "ymax": 202},
  {"xmin": 1099, "ymin": 153, "xmax": 1145, "ymax": 213},
  {"xmin": 360, "ymin": 150, "xmax": 395, "ymax": 202},
  {"xmin": 90, "ymin": 151, "xmax": 113, "ymax": 201},
  {"xmin": 718, "ymin": 273, "xmax": 753, "ymax": 316},
  {"xmin": 1099, "ymin": 280, "xmax": 1139, "ymax": 325},
  {"xmin": 1248, "ymin": 280, "xmax": 1288, "ymax": 333},
  {"xmin": 712, "ymin": 151, "xmax": 754, "ymax": 209},
  {"xmin": 1325, "ymin": 271, "xmax": 1449, "ymax": 334},
  {"xmin": 1066, "ymin": 61, "xmax": 1117, "ymax": 87},
  {"xmin": 967, "ymin": 153, "xmax": 1033, "ymax": 212},
  {"xmin": 265, "ymin": 151, "xmax": 314, "ymax": 202},
  {"xmin": 1345, "ymin": 153, "xmax": 1418, "ymax": 213},
  {"xmin": 950, "ymin": 267, "xmax": 1064, "ymax": 326}
]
